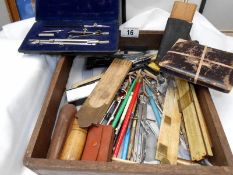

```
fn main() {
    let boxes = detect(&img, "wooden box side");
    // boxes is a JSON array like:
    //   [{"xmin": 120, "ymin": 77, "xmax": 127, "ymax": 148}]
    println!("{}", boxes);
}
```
[
  {"xmin": 195, "ymin": 86, "xmax": 233, "ymax": 166},
  {"xmin": 119, "ymin": 31, "xmax": 163, "ymax": 51},
  {"xmin": 24, "ymin": 31, "xmax": 233, "ymax": 175},
  {"xmin": 24, "ymin": 158, "xmax": 233, "ymax": 175}
]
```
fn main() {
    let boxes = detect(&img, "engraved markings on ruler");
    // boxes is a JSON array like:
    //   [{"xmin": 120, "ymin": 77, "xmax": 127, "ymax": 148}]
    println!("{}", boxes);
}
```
[
  {"xmin": 182, "ymin": 103, "xmax": 206, "ymax": 161},
  {"xmin": 156, "ymin": 86, "xmax": 181, "ymax": 165},
  {"xmin": 77, "ymin": 59, "xmax": 132, "ymax": 128},
  {"xmin": 175, "ymin": 78, "xmax": 213, "ymax": 161},
  {"xmin": 190, "ymin": 84, "xmax": 213, "ymax": 156},
  {"xmin": 88, "ymin": 60, "xmax": 131, "ymax": 107}
]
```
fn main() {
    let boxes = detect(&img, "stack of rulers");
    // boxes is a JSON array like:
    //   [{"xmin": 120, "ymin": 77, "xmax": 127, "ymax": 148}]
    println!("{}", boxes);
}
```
[
  {"xmin": 155, "ymin": 1, "xmax": 213, "ymax": 165},
  {"xmin": 156, "ymin": 78, "xmax": 213, "ymax": 165}
]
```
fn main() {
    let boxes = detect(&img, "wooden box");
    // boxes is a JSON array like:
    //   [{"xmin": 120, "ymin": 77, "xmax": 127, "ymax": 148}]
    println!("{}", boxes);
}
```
[{"xmin": 24, "ymin": 31, "xmax": 233, "ymax": 175}]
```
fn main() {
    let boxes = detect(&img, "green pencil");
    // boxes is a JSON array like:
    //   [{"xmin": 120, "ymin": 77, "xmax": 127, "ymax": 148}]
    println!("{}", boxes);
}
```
[{"xmin": 112, "ymin": 78, "xmax": 137, "ymax": 128}]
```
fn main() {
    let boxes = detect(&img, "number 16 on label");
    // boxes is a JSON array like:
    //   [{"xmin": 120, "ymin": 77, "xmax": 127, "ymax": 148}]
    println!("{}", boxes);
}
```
[{"xmin": 121, "ymin": 27, "xmax": 139, "ymax": 38}]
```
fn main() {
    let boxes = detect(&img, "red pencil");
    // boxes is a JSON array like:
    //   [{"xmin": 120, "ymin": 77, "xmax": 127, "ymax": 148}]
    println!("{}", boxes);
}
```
[{"xmin": 113, "ymin": 78, "xmax": 142, "ymax": 157}]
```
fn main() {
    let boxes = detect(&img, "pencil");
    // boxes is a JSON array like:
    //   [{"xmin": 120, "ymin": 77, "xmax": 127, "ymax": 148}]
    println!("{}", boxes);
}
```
[
  {"xmin": 145, "ymin": 85, "xmax": 161, "ymax": 127},
  {"xmin": 112, "ymin": 79, "xmax": 137, "ymax": 128},
  {"xmin": 113, "ymin": 78, "xmax": 142, "ymax": 157},
  {"xmin": 121, "ymin": 119, "xmax": 132, "ymax": 159}
]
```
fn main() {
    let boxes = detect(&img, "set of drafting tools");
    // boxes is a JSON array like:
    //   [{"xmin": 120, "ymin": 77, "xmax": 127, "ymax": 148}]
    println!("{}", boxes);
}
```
[{"xmin": 29, "ymin": 23, "xmax": 110, "ymax": 46}]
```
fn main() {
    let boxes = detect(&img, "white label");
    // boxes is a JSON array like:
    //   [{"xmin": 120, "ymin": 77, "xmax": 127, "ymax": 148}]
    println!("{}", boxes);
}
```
[{"xmin": 121, "ymin": 27, "xmax": 139, "ymax": 38}]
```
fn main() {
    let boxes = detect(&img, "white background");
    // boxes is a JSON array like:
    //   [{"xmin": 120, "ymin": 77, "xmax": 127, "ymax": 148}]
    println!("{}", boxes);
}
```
[{"xmin": 1, "ymin": 0, "xmax": 233, "ymax": 30}]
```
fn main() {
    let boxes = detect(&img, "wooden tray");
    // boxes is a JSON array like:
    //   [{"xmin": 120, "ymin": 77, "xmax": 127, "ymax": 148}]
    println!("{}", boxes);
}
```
[{"xmin": 23, "ymin": 31, "xmax": 233, "ymax": 175}]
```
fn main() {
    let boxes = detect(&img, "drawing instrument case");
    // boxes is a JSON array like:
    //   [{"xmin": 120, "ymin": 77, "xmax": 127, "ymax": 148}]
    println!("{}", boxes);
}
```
[{"xmin": 18, "ymin": 0, "xmax": 120, "ymax": 53}]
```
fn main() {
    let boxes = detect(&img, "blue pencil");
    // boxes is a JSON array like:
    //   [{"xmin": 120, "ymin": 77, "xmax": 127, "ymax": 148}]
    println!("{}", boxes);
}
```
[
  {"xmin": 121, "ymin": 124, "xmax": 131, "ymax": 159},
  {"xmin": 145, "ymin": 86, "xmax": 161, "ymax": 127}
]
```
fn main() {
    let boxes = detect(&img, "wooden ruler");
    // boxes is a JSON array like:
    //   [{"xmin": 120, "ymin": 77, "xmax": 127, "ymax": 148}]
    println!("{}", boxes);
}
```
[
  {"xmin": 77, "ymin": 59, "xmax": 132, "ymax": 128},
  {"xmin": 175, "ymin": 78, "xmax": 212, "ymax": 161},
  {"xmin": 170, "ymin": 1, "xmax": 197, "ymax": 22},
  {"xmin": 155, "ymin": 2, "xmax": 197, "ymax": 163},
  {"xmin": 190, "ymin": 84, "xmax": 213, "ymax": 156},
  {"xmin": 156, "ymin": 84, "xmax": 181, "ymax": 165},
  {"xmin": 71, "ymin": 74, "xmax": 103, "ymax": 89},
  {"xmin": 163, "ymin": 0, "xmax": 212, "ymax": 161}
]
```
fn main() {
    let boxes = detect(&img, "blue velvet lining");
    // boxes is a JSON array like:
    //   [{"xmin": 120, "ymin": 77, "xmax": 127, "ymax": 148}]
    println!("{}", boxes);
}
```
[
  {"xmin": 19, "ymin": 20, "xmax": 119, "ymax": 53},
  {"xmin": 19, "ymin": 0, "xmax": 119, "ymax": 53},
  {"xmin": 36, "ymin": 0, "xmax": 119, "ymax": 21}
]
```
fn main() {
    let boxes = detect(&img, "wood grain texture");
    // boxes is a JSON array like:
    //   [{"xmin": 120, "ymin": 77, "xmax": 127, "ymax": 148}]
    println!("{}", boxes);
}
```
[
  {"xmin": 71, "ymin": 74, "xmax": 102, "ymax": 89},
  {"xmin": 24, "ymin": 158, "xmax": 233, "ymax": 175},
  {"xmin": 60, "ymin": 118, "xmax": 87, "ymax": 160},
  {"xmin": 5, "ymin": 0, "xmax": 20, "ymax": 22},
  {"xmin": 81, "ymin": 125, "xmax": 114, "ymax": 162},
  {"xmin": 77, "ymin": 59, "xmax": 132, "ymax": 128},
  {"xmin": 47, "ymin": 104, "xmax": 77, "ymax": 159},
  {"xmin": 190, "ymin": 85, "xmax": 213, "ymax": 156},
  {"xmin": 119, "ymin": 31, "xmax": 163, "ymax": 51},
  {"xmin": 97, "ymin": 126, "xmax": 114, "ymax": 161},
  {"xmin": 195, "ymin": 86, "xmax": 233, "ymax": 166},
  {"xmin": 175, "ymin": 78, "xmax": 207, "ymax": 161},
  {"xmin": 177, "ymin": 158, "xmax": 200, "ymax": 166},
  {"xmin": 170, "ymin": 1, "xmax": 197, "ymax": 23},
  {"xmin": 23, "ymin": 32, "xmax": 233, "ymax": 175},
  {"xmin": 182, "ymin": 103, "xmax": 206, "ymax": 160},
  {"xmin": 127, "ymin": 118, "xmax": 137, "ymax": 160},
  {"xmin": 81, "ymin": 125, "xmax": 103, "ymax": 161},
  {"xmin": 156, "ymin": 85, "xmax": 181, "ymax": 164}
]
